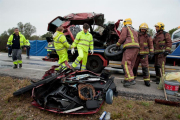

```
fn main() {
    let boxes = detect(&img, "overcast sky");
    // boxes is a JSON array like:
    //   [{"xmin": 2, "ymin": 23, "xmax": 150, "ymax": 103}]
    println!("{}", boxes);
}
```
[{"xmin": 0, "ymin": 0, "xmax": 180, "ymax": 36}]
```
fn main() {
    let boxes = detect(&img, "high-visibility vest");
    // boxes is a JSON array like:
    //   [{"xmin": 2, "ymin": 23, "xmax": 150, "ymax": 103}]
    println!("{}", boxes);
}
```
[{"xmin": 72, "ymin": 31, "xmax": 94, "ymax": 52}]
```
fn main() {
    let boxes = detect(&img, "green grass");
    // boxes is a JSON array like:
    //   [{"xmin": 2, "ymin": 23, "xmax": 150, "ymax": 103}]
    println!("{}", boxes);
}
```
[
  {"xmin": 16, "ymin": 116, "xmax": 26, "ymax": 120},
  {"xmin": 141, "ymin": 102, "xmax": 150, "ymax": 107}
]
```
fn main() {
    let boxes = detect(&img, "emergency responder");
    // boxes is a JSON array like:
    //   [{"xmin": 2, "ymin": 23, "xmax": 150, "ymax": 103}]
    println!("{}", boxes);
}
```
[
  {"xmin": 26, "ymin": 39, "xmax": 31, "ymax": 59},
  {"xmin": 7, "ymin": 28, "xmax": 26, "ymax": 69},
  {"xmin": 133, "ymin": 23, "xmax": 154, "ymax": 87},
  {"xmin": 53, "ymin": 26, "xmax": 72, "ymax": 71},
  {"xmin": 71, "ymin": 23, "xmax": 94, "ymax": 71},
  {"xmin": 47, "ymin": 42, "xmax": 53, "ymax": 58},
  {"xmin": 116, "ymin": 18, "xmax": 139, "ymax": 87},
  {"xmin": 153, "ymin": 22, "xmax": 172, "ymax": 84}
]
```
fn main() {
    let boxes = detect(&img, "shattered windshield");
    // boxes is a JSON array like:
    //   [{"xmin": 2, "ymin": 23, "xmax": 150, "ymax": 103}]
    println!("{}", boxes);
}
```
[{"xmin": 52, "ymin": 18, "xmax": 65, "ymax": 27}]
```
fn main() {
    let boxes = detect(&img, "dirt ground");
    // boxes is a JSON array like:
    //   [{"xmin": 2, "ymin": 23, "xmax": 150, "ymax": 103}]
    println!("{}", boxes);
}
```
[{"xmin": 0, "ymin": 76, "xmax": 180, "ymax": 120}]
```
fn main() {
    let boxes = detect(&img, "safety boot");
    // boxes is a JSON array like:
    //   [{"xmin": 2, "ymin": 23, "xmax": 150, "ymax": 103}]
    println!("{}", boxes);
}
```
[
  {"xmin": 123, "ymin": 80, "xmax": 131, "ymax": 87},
  {"xmin": 19, "ymin": 64, "xmax": 22, "ymax": 68},
  {"xmin": 144, "ymin": 81, "xmax": 150, "ymax": 87},
  {"xmin": 156, "ymin": 79, "xmax": 160, "ymax": 84},
  {"xmin": 13, "ymin": 64, "xmax": 17, "ymax": 69},
  {"xmin": 130, "ymin": 80, "xmax": 136, "ymax": 85},
  {"xmin": 121, "ymin": 80, "xmax": 136, "ymax": 85},
  {"xmin": 152, "ymin": 78, "xmax": 160, "ymax": 84}
]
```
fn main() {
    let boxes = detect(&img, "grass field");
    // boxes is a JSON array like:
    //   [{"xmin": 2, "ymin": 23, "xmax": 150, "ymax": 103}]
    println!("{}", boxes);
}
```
[{"xmin": 0, "ymin": 76, "xmax": 180, "ymax": 120}]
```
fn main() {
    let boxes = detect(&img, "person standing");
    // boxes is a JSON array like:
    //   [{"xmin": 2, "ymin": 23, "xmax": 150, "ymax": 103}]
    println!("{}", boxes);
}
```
[
  {"xmin": 133, "ymin": 23, "xmax": 154, "ymax": 87},
  {"xmin": 71, "ymin": 23, "xmax": 94, "ymax": 71},
  {"xmin": 47, "ymin": 42, "xmax": 53, "ymax": 58},
  {"xmin": 7, "ymin": 28, "xmax": 26, "ymax": 69},
  {"xmin": 116, "ymin": 18, "xmax": 140, "ymax": 87},
  {"xmin": 26, "ymin": 39, "xmax": 31, "ymax": 59},
  {"xmin": 153, "ymin": 22, "xmax": 172, "ymax": 84},
  {"xmin": 53, "ymin": 26, "xmax": 72, "ymax": 71}
]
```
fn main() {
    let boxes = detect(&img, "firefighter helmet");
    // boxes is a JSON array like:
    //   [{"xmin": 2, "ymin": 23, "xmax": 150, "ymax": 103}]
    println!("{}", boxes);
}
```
[
  {"xmin": 155, "ymin": 22, "xmax": 165, "ymax": 30},
  {"xmin": 123, "ymin": 18, "xmax": 132, "ymax": 26},
  {"xmin": 139, "ymin": 23, "xmax": 149, "ymax": 31}
]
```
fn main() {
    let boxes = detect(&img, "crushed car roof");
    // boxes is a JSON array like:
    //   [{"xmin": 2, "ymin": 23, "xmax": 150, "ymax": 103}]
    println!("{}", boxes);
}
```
[{"xmin": 47, "ymin": 12, "xmax": 104, "ymax": 32}]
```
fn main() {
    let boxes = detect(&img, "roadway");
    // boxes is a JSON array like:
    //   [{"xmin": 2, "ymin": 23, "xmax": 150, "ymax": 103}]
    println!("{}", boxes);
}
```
[{"xmin": 0, "ymin": 52, "xmax": 179, "ymax": 101}]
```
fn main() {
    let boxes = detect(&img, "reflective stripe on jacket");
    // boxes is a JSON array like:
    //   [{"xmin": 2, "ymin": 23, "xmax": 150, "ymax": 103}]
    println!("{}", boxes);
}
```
[
  {"xmin": 53, "ymin": 31, "xmax": 71, "ymax": 53},
  {"xmin": 118, "ymin": 26, "xmax": 139, "ymax": 49},
  {"xmin": 138, "ymin": 33, "xmax": 154, "ymax": 55},
  {"xmin": 26, "ymin": 40, "xmax": 30, "ymax": 46},
  {"xmin": 47, "ymin": 44, "xmax": 53, "ymax": 51},
  {"xmin": 72, "ymin": 31, "xmax": 94, "ymax": 52},
  {"xmin": 153, "ymin": 31, "xmax": 172, "ymax": 54},
  {"xmin": 7, "ymin": 32, "xmax": 26, "ymax": 47}
]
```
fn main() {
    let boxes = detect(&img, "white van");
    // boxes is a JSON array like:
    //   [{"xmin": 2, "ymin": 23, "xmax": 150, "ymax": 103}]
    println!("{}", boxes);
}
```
[{"xmin": 171, "ymin": 29, "xmax": 180, "ymax": 52}]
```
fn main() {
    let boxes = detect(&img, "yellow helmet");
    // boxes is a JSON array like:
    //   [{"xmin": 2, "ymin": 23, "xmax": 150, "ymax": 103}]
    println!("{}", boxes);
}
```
[
  {"xmin": 123, "ymin": 18, "xmax": 132, "ymax": 26},
  {"xmin": 139, "ymin": 23, "xmax": 149, "ymax": 31},
  {"xmin": 155, "ymin": 22, "xmax": 165, "ymax": 30},
  {"xmin": 178, "ymin": 26, "xmax": 180, "ymax": 29}
]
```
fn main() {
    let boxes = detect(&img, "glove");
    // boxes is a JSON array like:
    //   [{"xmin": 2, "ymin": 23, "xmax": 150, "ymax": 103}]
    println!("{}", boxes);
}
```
[
  {"xmin": 71, "ymin": 48, "xmax": 75, "ymax": 55},
  {"xmin": 90, "ymin": 50, "xmax": 94, "ymax": 55},
  {"xmin": 164, "ymin": 51, "xmax": 169, "ymax": 56},
  {"xmin": 116, "ymin": 42, "xmax": 121, "ymax": 46},
  {"xmin": 148, "ymin": 54, "xmax": 153, "ymax": 60}
]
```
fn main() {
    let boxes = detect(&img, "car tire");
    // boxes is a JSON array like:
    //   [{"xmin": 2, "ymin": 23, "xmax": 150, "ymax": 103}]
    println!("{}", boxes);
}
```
[
  {"xmin": 106, "ymin": 89, "xmax": 113, "ymax": 104},
  {"xmin": 86, "ymin": 55, "xmax": 103, "ymax": 73},
  {"xmin": 104, "ymin": 44, "xmax": 123, "ymax": 61}
]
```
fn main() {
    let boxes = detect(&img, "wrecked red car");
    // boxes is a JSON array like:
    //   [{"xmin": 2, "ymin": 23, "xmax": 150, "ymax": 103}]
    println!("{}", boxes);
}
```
[
  {"xmin": 44, "ymin": 13, "xmax": 123, "ymax": 73},
  {"xmin": 13, "ymin": 62, "xmax": 117, "ymax": 114}
]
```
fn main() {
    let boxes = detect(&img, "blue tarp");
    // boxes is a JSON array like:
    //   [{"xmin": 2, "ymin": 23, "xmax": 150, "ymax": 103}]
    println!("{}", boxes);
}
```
[{"xmin": 29, "ymin": 40, "xmax": 48, "ymax": 56}]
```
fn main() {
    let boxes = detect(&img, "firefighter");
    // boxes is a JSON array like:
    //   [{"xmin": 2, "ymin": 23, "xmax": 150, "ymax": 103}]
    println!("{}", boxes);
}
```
[
  {"xmin": 133, "ymin": 23, "xmax": 154, "ymax": 87},
  {"xmin": 153, "ymin": 22, "xmax": 172, "ymax": 84},
  {"xmin": 47, "ymin": 42, "xmax": 53, "ymax": 58},
  {"xmin": 116, "ymin": 18, "xmax": 140, "ymax": 87},
  {"xmin": 7, "ymin": 28, "xmax": 26, "ymax": 69},
  {"xmin": 53, "ymin": 26, "xmax": 72, "ymax": 71},
  {"xmin": 71, "ymin": 23, "xmax": 94, "ymax": 71},
  {"xmin": 26, "ymin": 39, "xmax": 31, "ymax": 59}
]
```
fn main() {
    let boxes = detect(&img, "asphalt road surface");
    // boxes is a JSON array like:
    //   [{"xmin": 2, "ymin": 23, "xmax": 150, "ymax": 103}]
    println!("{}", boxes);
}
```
[{"xmin": 0, "ymin": 52, "xmax": 179, "ymax": 101}]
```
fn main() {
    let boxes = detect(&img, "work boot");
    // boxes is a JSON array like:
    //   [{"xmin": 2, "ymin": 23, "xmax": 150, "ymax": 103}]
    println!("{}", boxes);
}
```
[
  {"xmin": 122, "ymin": 80, "xmax": 136, "ymax": 85},
  {"xmin": 55, "ymin": 67, "xmax": 60, "ymax": 71},
  {"xmin": 130, "ymin": 80, "xmax": 136, "ymax": 85},
  {"xmin": 123, "ymin": 80, "xmax": 131, "ymax": 87},
  {"xmin": 26, "ymin": 56, "xmax": 30, "ymax": 59},
  {"xmin": 13, "ymin": 64, "xmax": 17, "ymax": 69},
  {"xmin": 19, "ymin": 64, "xmax": 22, "ymax": 68},
  {"xmin": 152, "ymin": 78, "xmax": 160, "ymax": 82},
  {"xmin": 156, "ymin": 79, "xmax": 160, "ymax": 84},
  {"xmin": 144, "ymin": 81, "xmax": 150, "ymax": 87}
]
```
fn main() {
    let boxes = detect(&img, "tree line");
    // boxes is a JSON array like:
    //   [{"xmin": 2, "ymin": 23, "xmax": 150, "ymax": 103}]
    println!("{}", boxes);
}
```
[
  {"xmin": 0, "ymin": 21, "xmax": 178, "ymax": 52},
  {"xmin": 0, "ymin": 22, "xmax": 52, "ymax": 51}
]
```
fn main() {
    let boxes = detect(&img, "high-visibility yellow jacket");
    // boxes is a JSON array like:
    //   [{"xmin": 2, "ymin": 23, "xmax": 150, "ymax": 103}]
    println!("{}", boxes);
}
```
[
  {"xmin": 26, "ymin": 39, "xmax": 31, "ymax": 46},
  {"xmin": 53, "ymin": 31, "xmax": 72, "ymax": 53},
  {"xmin": 7, "ymin": 32, "xmax": 26, "ymax": 47},
  {"xmin": 72, "ymin": 31, "xmax": 94, "ymax": 52},
  {"xmin": 47, "ymin": 44, "xmax": 53, "ymax": 51}
]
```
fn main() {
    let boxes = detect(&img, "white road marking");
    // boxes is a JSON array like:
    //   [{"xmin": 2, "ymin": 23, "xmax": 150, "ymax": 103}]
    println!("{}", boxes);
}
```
[
  {"xmin": 22, "ymin": 67, "xmax": 47, "ymax": 71},
  {"xmin": 115, "ymin": 77, "xmax": 150, "ymax": 82}
]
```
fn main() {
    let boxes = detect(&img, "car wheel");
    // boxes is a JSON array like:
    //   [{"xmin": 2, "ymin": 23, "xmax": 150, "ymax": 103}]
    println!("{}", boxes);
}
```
[
  {"xmin": 104, "ymin": 44, "xmax": 123, "ymax": 61},
  {"xmin": 106, "ymin": 89, "xmax": 113, "ymax": 104},
  {"xmin": 86, "ymin": 56, "xmax": 103, "ymax": 73}
]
